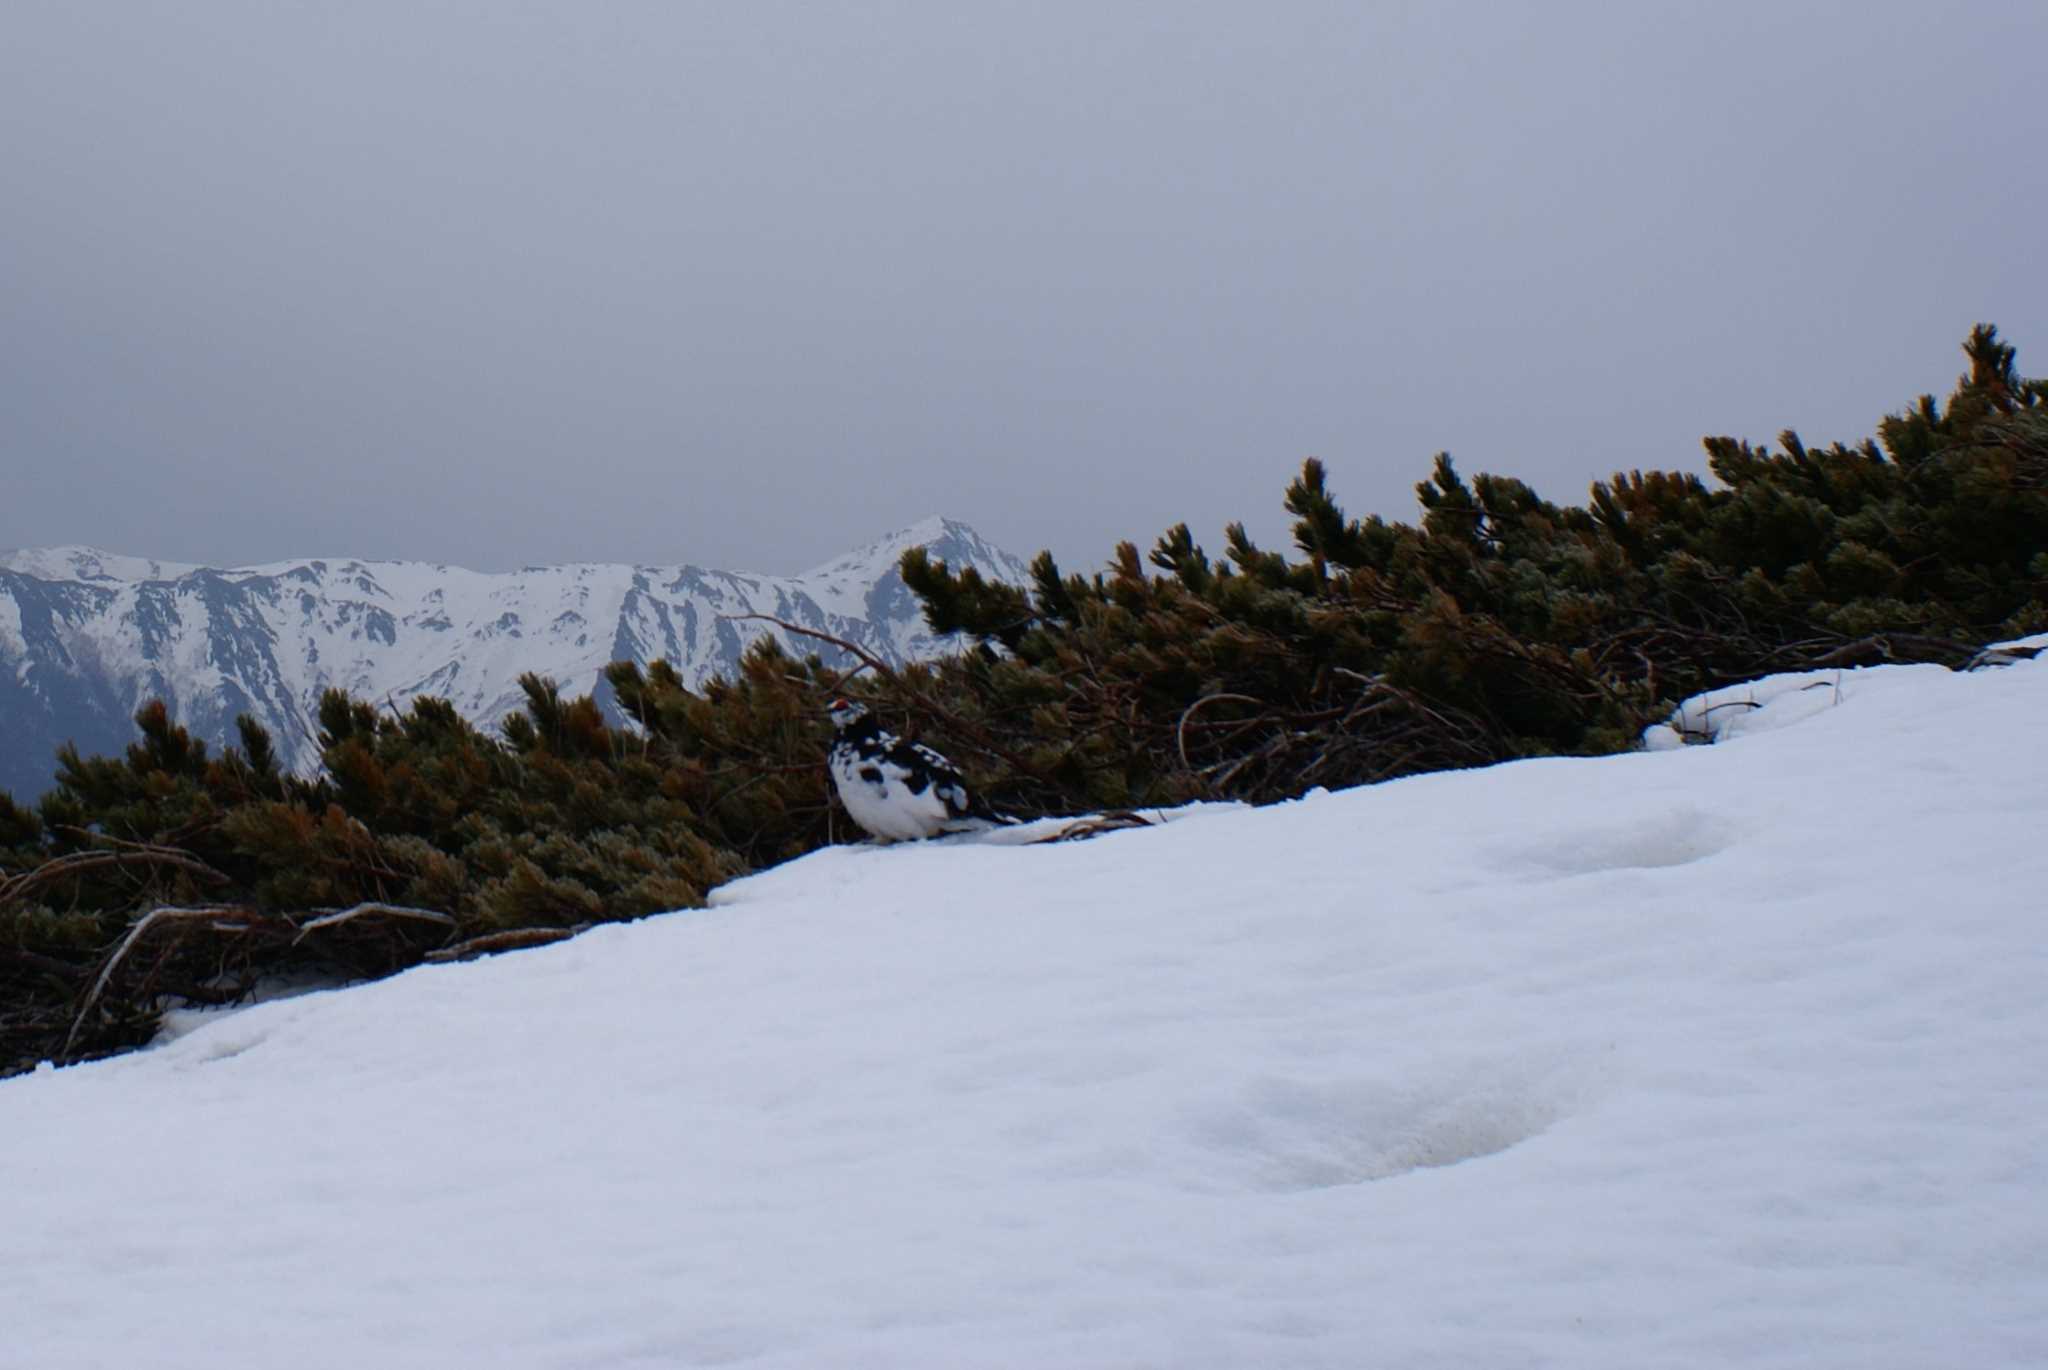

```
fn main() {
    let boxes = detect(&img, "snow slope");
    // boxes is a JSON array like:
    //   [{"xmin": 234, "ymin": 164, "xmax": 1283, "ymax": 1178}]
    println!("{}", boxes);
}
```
[{"xmin": 3, "ymin": 655, "xmax": 2045, "ymax": 1368}]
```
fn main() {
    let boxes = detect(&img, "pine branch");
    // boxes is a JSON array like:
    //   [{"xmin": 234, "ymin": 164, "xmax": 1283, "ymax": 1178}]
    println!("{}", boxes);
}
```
[{"xmin": 716, "ymin": 615, "xmax": 898, "ymax": 680}]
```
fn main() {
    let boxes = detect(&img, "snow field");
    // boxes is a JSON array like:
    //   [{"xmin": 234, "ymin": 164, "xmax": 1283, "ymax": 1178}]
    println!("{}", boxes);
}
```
[{"xmin": 2, "ymin": 654, "xmax": 2045, "ymax": 1367}]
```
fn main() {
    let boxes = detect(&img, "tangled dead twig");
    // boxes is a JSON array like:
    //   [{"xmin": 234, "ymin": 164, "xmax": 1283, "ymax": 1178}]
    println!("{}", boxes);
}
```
[
  {"xmin": 0, "ymin": 845, "xmax": 231, "ymax": 909},
  {"xmin": 1175, "ymin": 692, "xmax": 1266, "ymax": 776},
  {"xmin": 1795, "ymin": 633, "xmax": 1977, "ymax": 670},
  {"xmin": 59, "ymin": 900, "xmax": 474, "ymax": 1059},
  {"xmin": 65, "ymin": 904, "xmax": 267, "ymax": 1055}
]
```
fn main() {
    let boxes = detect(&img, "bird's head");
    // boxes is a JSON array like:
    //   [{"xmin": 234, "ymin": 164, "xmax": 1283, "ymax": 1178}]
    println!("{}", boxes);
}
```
[{"xmin": 826, "ymin": 697, "xmax": 868, "ymax": 730}]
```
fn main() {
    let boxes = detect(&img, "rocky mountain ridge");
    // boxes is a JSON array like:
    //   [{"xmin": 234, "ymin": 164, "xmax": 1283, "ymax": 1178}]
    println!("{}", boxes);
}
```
[{"xmin": 0, "ymin": 518, "xmax": 1027, "ymax": 801}]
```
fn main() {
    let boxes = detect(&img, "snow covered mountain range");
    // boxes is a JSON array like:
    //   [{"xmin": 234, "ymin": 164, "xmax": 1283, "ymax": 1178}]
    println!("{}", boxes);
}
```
[{"xmin": 0, "ymin": 518, "xmax": 1028, "ymax": 801}]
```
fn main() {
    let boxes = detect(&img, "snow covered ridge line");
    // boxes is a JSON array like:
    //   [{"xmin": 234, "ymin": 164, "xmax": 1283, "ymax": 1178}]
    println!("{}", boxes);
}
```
[{"xmin": 0, "ymin": 519, "xmax": 1031, "ymax": 801}]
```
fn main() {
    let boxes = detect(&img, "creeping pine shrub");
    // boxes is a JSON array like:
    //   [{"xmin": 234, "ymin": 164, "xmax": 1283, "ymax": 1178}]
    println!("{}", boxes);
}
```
[
  {"xmin": 3, "ymin": 324, "xmax": 2042, "ymax": 1074},
  {"xmin": 879, "ymin": 324, "xmax": 2045, "ymax": 817}
]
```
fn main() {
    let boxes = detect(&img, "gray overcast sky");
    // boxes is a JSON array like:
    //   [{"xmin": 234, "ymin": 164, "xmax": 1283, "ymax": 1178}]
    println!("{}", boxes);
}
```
[{"xmin": 2, "ymin": 2, "xmax": 2042, "ymax": 577}]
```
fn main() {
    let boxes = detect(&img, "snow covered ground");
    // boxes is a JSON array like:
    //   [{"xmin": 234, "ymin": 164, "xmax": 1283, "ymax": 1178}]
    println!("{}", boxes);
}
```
[{"xmin": 4, "ymin": 652, "xmax": 2045, "ymax": 1368}]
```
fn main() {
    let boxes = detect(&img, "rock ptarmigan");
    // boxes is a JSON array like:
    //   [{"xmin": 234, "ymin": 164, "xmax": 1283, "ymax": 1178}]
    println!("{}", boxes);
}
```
[{"xmin": 826, "ymin": 698, "xmax": 1004, "ymax": 842}]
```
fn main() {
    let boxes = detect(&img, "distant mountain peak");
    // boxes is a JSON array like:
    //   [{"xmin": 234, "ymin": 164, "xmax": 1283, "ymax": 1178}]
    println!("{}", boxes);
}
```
[
  {"xmin": 799, "ymin": 515, "xmax": 1005, "ymax": 581},
  {"xmin": 0, "ymin": 521, "xmax": 1031, "ymax": 801},
  {"xmin": 0, "ymin": 545, "xmax": 205, "ymax": 584}
]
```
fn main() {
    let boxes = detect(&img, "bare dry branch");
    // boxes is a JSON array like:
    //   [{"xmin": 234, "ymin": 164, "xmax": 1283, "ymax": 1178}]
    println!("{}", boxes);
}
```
[
  {"xmin": 424, "ymin": 927, "xmax": 578, "ymax": 962},
  {"xmin": 1, "ymin": 845, "xmax": 230, "ymax": 909},
  {"xmin": 717, "ymin": 614, "xmax": 899, "ymax": 681},
  {"xmin": 1030, "ymin": 811, "xmax": 1155, "ymax": 843},
  {"xmin": 293, "ymin": 902, "xmax": 457, "ymax": 944},
  {"xmin": 1798, "ymin": 633, "xmax": 1975, "ymax": 669},
  {"xmin": 1174, "ymin": 692, "xmax": 1267, "ymax": 774}
]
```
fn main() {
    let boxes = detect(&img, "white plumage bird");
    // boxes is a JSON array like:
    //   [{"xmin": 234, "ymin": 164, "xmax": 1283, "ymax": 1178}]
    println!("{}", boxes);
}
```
[{"xmin": 825, "ymin": 698, "xmax": 1004, "ymax": 842}]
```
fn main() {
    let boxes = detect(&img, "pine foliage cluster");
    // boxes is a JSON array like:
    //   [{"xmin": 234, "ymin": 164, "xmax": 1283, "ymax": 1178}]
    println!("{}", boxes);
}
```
[
  {"xmin": 1, "ymin": 659, "xmax": 843, "ymax": 1072},
  {"xmin": 884, "ymin": 325, "xmax": 2046, "ymax": 814},
  {"xmin": 3, "ymin": 326, "xmax": 2043, "ymax": 1075}
]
